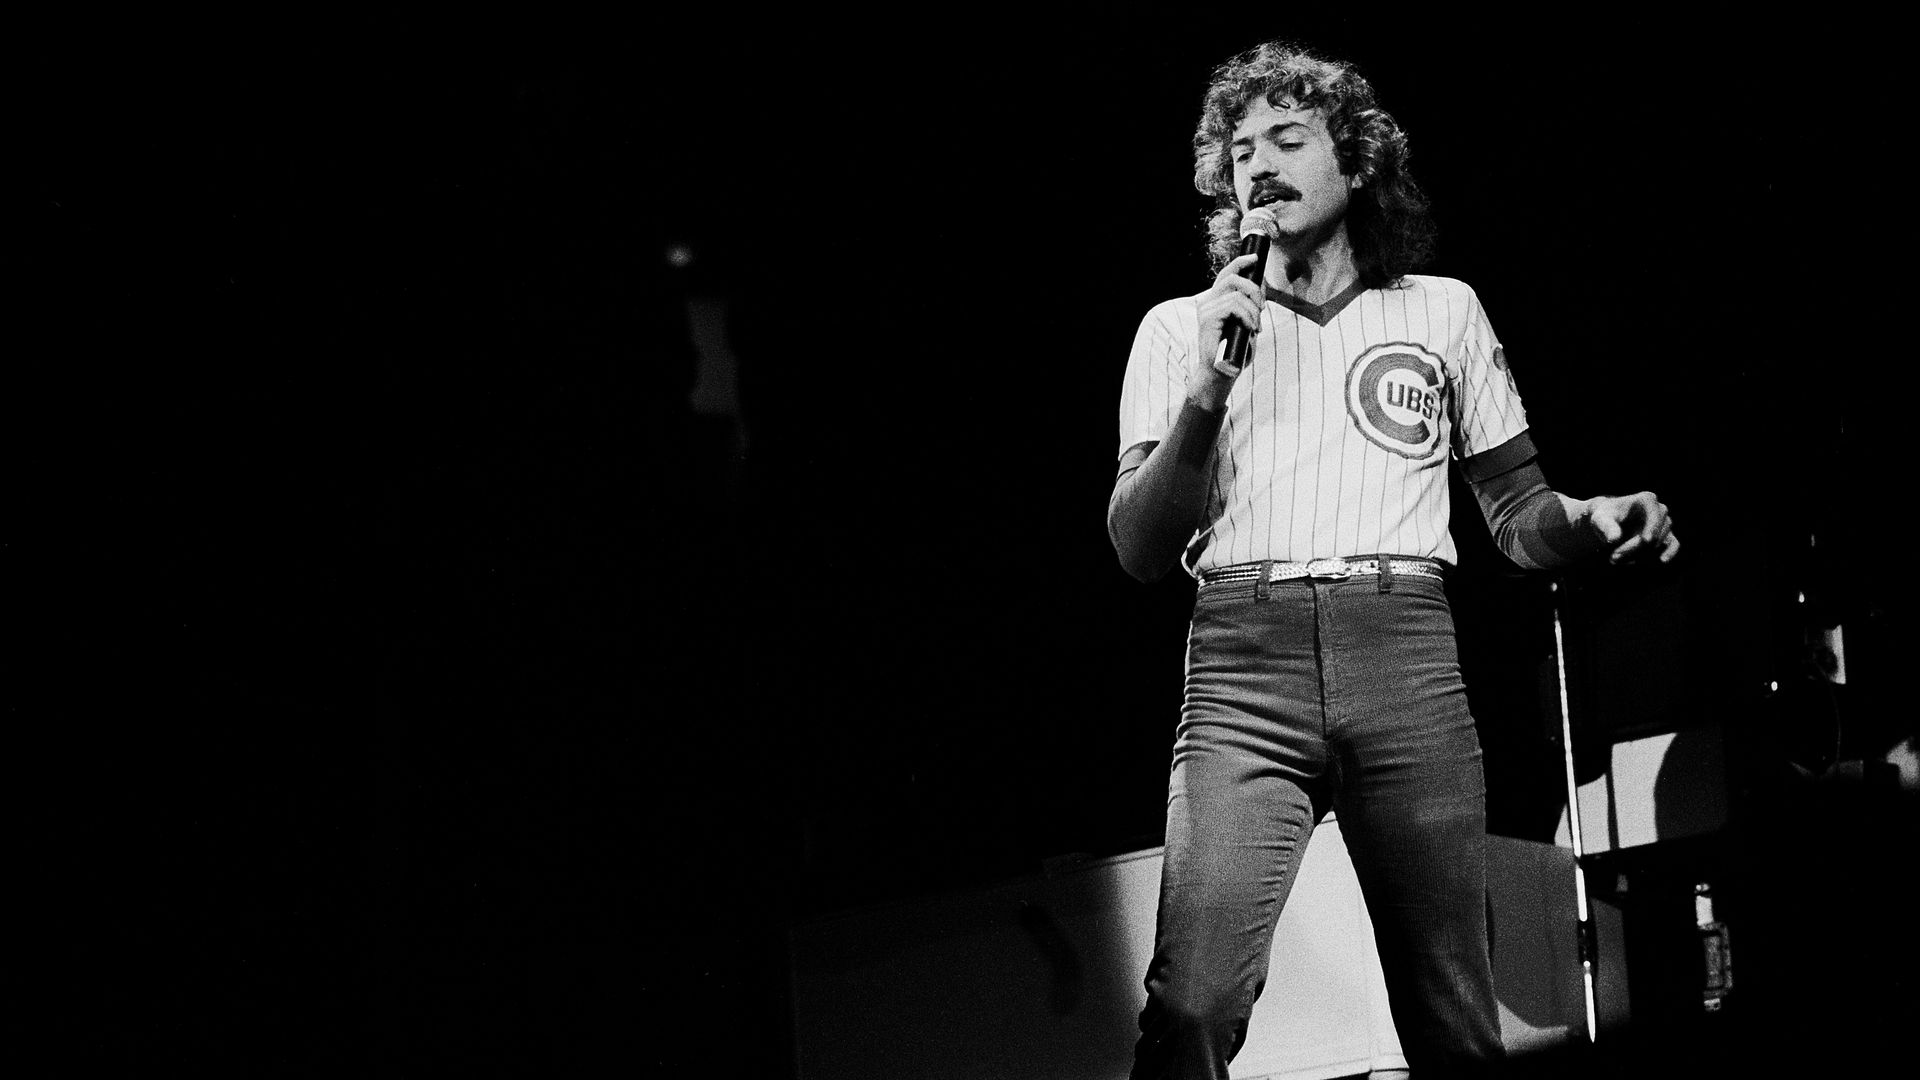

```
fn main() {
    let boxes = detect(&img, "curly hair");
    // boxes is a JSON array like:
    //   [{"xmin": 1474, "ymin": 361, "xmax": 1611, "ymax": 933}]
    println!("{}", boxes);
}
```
[{"xmin": 1193, "ymin": 41, "xmax": 1435, "ymax": 288}]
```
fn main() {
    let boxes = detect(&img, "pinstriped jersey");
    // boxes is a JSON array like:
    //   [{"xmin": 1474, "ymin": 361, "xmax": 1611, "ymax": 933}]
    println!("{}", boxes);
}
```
[{"xmin": 1116, "ymin": 275, "xmax": 1528, "ymax": 576}]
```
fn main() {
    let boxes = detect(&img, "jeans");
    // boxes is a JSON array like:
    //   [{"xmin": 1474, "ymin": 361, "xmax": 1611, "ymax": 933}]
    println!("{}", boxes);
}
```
[{"xmin": 1131, "ymin": 571, "xmax": 1505, "ymax": 1079}]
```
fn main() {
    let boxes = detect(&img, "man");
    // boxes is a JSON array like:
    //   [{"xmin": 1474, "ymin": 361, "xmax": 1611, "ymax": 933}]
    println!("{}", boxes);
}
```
[{"xmin": 1108, "ymin": 41, "xmax": 1677, "ymax": 1078}]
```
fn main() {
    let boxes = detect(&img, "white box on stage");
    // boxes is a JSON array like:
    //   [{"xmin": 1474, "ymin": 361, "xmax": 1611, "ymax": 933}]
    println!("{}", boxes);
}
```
[
  {"xmin": 790, "ymin": 816, "xmax": 1413, "ymax": 1080},
  {"xmin": 790, "ymin": 820, "xmax": 1611, "ymax": 1078},
  {"xmin": 1554, "ymin": 725, "xmax": 1729, "ymax": 854}
]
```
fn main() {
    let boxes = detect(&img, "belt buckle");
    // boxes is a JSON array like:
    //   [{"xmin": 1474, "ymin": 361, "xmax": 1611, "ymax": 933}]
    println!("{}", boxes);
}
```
[{"xmin": 1305, "ymin": 557, "xmax": 1354, "ymax": 580}]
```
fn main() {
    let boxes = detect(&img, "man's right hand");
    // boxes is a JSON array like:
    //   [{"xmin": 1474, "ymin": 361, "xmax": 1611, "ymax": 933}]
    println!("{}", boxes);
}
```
[{"xmin": 1188, "ymin": 251, "xmax": 1265, "ymax": 413}]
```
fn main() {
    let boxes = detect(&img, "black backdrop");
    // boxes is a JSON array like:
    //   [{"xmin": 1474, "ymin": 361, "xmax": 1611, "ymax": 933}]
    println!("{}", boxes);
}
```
[{"xmin": 31, "ymin": 12, "xmax": 1888, "ymax": 1076}]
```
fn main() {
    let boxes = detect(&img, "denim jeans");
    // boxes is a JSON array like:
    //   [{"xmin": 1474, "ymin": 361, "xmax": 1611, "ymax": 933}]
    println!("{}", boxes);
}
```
[{"xmin": 1131, "ymin": 571, "xmax": 1505, "ymax": 1079}]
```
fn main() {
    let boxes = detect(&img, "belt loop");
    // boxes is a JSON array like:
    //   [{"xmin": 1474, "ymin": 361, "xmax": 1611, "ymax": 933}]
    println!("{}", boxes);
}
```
[
  {"xmin": 1255, "ymin": 560, "xmax": 1273, "ymax": 602},
  {"xmin": 1376, "ymin": 552, "xmax": 1394, "ymax": 593}
]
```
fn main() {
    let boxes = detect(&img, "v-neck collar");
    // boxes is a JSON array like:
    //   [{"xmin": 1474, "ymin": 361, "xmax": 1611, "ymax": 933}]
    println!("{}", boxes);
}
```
[{"xmin": 1264, "ymin": 279, "xmax": 1366, "ymax": 327}]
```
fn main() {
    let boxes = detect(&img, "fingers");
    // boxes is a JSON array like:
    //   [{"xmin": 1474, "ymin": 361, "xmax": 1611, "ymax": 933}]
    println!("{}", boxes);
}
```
[
  {"xmin": 1213, "ymin": 253, "xmax": 1264, "ymax": 297},
  {"xmin": 1602, "ymin": 496, "xmax": 1649, "ymax": 563},
  {"xmin": 1202, "ymin": 292, "xmax": 1263, "ymax": 335},
  {"xmin": 1194, "ymin": 255, "xmax": 1267, "ymax": 385},
  {"xmin": 1600, "ymin": 492, "xmax": 1677, "ymax": 565},
  {"xmin": 1656, "ymin": 531, "xmax": 1681, "ymax": 563},
  {"xmin": 1219, "ymin": 250, "xmax": 1262, "ymax": 277},
  {"xmin": 1195, "ymin": 287, "xmax": 1263, "ymax": 372}
]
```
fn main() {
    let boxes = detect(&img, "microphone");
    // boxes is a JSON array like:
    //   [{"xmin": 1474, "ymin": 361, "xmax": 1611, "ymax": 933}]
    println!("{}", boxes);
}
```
[{"xmin": 1222, "ymin": 207, "xmax": 1278, "ymax": 369}]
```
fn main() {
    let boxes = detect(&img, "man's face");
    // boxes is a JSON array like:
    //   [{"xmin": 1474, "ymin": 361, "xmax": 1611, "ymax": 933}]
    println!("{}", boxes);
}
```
[{"xmin": 1230, "ymin": 96, "xmax": 1356, "ymax": 246}]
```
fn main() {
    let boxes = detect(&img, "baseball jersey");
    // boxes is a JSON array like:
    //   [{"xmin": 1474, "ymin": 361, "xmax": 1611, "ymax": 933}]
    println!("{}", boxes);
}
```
[{"xmin": 1115, "ymin": 275, "xmax": 1528, "ymax": 576}]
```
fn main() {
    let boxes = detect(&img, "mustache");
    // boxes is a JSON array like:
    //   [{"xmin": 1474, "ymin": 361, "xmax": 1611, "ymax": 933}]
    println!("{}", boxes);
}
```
[{"xmin": 1250, "ymin": 181, "xmax": 1302, "ymax": 208}]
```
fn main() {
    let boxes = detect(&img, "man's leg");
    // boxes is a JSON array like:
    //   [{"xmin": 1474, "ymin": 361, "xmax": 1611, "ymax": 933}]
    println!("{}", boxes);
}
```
[
  {"xmin": 1133, "ymin": 585, "xmax": 1328, "ymax": 1080},
  {"xmin": 1324, "ymin": 577, "xmax": 1506, "ymax": 1078},
  {"xmin": 1133, "ymin": 746, "xmax": 1316, "ymax": 1080}
]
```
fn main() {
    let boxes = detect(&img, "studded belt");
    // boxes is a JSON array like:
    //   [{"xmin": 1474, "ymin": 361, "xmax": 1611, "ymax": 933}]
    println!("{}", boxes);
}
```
[{"xmin": 1197, "ymin": 556, "xmax": 1445, "ymax": 586}]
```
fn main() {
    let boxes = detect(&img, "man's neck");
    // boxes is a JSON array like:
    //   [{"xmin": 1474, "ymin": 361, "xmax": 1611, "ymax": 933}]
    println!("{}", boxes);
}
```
[{"xmin": 1264, "ymin": 226, "xmax": 1359, "ymax": 306}]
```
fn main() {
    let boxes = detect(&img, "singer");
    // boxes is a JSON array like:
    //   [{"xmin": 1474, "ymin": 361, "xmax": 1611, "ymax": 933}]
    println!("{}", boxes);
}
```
[{"xmin": 1107, "ymin": 41, "xmax": 1679, "ymax": 1079}]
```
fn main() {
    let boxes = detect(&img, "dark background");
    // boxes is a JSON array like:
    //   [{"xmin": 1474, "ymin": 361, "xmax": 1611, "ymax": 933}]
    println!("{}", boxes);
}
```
[{"xmin": 31, "ymin": 12, "xmax": 1896, "ymax": 1077}]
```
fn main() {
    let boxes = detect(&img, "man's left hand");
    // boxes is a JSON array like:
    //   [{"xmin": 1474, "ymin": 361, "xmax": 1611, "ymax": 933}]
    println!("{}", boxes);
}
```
[{"xmin": 1587, "ymin": 492, "xmax": 1679, "ymax": 565}]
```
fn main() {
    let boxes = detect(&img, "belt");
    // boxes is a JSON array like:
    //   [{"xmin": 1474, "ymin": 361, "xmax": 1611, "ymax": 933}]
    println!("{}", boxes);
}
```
[{"xmin": 1197, "ymin": 556, "xmax": 1445, "ymax": 586}]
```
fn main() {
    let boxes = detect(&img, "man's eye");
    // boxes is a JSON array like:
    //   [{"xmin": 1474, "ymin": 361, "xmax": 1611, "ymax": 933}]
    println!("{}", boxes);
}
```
[{"xmin": 1279, "ymin": 142, "xmax": 1304, "ymax": 151}]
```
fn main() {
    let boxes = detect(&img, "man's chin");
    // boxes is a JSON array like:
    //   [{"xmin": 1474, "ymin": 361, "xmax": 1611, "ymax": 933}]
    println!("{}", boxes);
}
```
[{"xmin": 1270, "ymin": 215, "xmax": 1344, "ymax": 254}]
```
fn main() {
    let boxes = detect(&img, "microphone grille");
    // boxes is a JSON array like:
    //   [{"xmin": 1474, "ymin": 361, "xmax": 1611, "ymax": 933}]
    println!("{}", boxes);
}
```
[{"xmin": 1240, "ymin": 207, "xmax": 1280, "ymax": 240}]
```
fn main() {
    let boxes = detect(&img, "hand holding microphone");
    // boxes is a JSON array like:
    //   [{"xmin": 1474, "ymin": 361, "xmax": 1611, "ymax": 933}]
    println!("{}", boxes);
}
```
[
  {"xmin": 1190, "ymin": 208, "xmax": 1279, "ymax": 410},
  {"xmin": 1218, "ymin": 208, "xmax": 1278, "ymax": 373}
]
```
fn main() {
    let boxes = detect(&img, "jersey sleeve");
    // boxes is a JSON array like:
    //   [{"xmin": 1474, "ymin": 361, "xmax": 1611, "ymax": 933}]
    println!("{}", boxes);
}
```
[
  {"xmin": 1450, "ymin": 285, "xmax": 1530, "ymax": 461},
  {"xmin": 1116, "ymin": 298, "xmax": 1197, "ymax": 461}
]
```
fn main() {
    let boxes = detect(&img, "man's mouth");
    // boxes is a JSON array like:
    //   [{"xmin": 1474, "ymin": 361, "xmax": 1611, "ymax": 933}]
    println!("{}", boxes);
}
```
[{"xmin": 1251, "ymin": 184, "xmax": 1301, "ymax": 209}]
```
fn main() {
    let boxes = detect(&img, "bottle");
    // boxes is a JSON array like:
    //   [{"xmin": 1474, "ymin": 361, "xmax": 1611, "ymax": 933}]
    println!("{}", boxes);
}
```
[{"xmin": 1695, "ymin": 881, "xmax": 1733, "ymax": 1012}]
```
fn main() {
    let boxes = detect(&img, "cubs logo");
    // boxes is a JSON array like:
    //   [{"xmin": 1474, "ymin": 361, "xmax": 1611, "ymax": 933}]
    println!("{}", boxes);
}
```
[{"xmin": 1345, "ymin": 342, "xmax": 1446, "ymax": 460}]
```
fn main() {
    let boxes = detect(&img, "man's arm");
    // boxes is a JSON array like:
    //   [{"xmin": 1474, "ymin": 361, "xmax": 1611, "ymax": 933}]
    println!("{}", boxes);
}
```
[
  {"xmin": 1108, "ymin": 401, "xmax": 1227, "ymax": 582},
  {"xmin": 1465, "ymin": 433, "xmax": 1679, "ymax": 569},
  {"xmin": 1108, "ymin": 252, "xmax": 1265, "ymax": 582},
  {"xmin": 1105, "ymin": 249, "xmax": 1267, "ymax": 580}
]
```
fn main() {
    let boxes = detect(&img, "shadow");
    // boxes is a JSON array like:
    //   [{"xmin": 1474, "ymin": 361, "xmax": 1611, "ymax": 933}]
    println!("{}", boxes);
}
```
[
  {"xmin": 786, "ymin": 847, "xmax": 1157, "ymax": 1080},
  {"xmin": 1649, "ymin": 725, "xmax": 1729, "ymax": 847}
]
